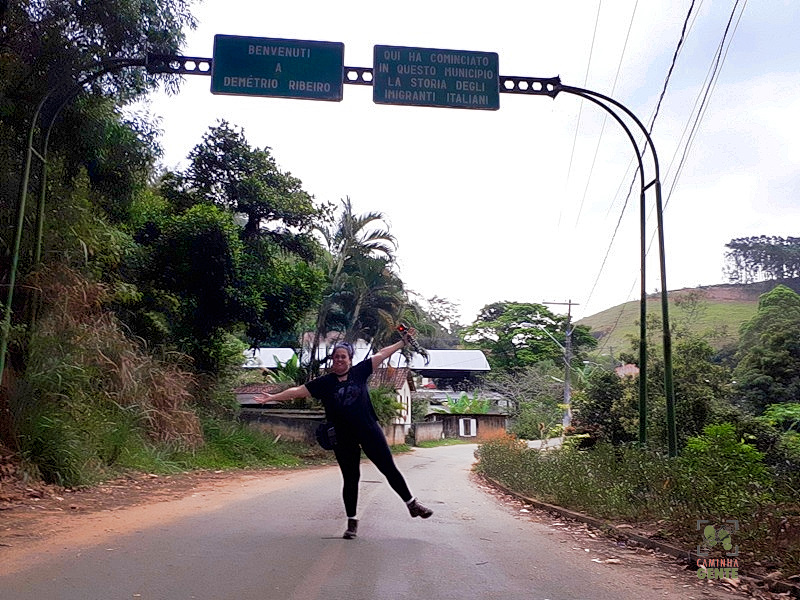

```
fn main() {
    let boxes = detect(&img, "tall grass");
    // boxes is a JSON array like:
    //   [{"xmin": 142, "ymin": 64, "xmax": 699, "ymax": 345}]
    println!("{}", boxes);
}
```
[
  {"xmin": 5, "ymin": 267, "xmax": 204, "ymax": 486},
  {"xmin": 476, "ymin": 427, "xmax": 800, "ymax": 575}
]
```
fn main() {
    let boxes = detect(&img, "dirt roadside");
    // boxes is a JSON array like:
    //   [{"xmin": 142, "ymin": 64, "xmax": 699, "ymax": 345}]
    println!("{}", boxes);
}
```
[{"xmin": 0, "ymin": 468, "xmax": 289, "ymax": 544}]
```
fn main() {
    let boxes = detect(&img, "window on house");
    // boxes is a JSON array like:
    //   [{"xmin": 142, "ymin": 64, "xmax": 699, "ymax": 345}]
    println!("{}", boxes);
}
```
[{"xmin": 459, "ymin": 418, "xmax": 477, "ymax": 437}]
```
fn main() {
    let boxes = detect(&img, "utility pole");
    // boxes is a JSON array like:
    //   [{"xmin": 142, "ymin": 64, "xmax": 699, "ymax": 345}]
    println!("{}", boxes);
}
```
[{"xmin": 544, "ymin": 300, "xmax": 578, "ymax": 430}]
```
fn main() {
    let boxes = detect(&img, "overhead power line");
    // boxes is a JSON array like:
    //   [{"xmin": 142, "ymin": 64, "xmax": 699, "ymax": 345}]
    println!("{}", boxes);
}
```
[
  {"xmin": 574, "ymin": 0, "xmax": 640, "ymax": 227},
  {"xmin": 662, "ymin": 0, "xmax": 748, "ymax": 211},
  {"xmin": 559, "ymin": 0, "xmax": 603, "ymax": 228},
  {"xmin": 580, "ymin": 0, "xmax": 698, "ymax": 313},
  {"xmin": 595, "ymin": 0, "xmax": 748, "ymax": 348}
]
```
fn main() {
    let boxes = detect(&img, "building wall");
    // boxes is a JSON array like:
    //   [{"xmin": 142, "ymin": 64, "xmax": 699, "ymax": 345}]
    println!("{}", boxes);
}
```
[
  {"xmin": 425, "ymin": 414, "xmax": 507, "ymax": 440},
  {"xmin": 414, "ymin": 421, "xmax": 444, "ymax": 443},
  {"xmin": 394, "ymin": 380, "xmax": 412, "ymax": 425},
  {"xmin": 239, "ymin": 409, "xmax": 409, "ymax": 446}
]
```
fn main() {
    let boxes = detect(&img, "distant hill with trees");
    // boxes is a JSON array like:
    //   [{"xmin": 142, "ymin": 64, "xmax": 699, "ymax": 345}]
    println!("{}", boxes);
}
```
[{"xmin": 577, "ymin": 278, "xmax": 800, "ymax": 357}]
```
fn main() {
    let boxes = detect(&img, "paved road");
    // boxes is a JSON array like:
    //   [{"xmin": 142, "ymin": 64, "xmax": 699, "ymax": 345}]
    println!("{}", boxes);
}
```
[{"xmin": 1, "ymin": 444, "xmax": 743, "ymax": 599}]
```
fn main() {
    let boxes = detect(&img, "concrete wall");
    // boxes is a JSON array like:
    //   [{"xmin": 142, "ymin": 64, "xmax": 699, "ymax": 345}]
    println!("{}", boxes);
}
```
[
  {"xmin": 239, "ymin": 409, "xmax": 324, "ymax": 443},
  {"xmin": 383, "ymin": 423, "xmax": 410, "ymax": 446},
  {"xmin": 413, "ymin": 421, "xmax": 444, "ymax": 443},
  {"xmin": 239, "ymin": 409, "xmax": 410, "ymax": 446}
]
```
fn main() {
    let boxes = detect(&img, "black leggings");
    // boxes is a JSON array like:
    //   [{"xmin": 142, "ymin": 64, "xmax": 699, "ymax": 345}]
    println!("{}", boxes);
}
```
[{"xmin": 333, "ymin": 420, "xmax": 412, "ymax": 517}]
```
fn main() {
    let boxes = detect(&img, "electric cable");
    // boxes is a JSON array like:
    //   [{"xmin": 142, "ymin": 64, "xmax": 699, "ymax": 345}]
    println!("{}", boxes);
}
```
[
  {"xmin": 558, "ymin": 0, "xmax": 603, "ymax": 228},
  {"xmin": 643, "ymin": 0, "xmax": 746, "ymax": 257},
  {"xmin": 596, "ymin": 0, "xmax": 746, "ymax": 348},
  {"xmin": 580, "ymin": 0, "xmax": 698, "ymax": 312},
  {"xmin": 579, "ymin": 0, "xmax": 702, "ymax": 344},
  {"xmin": 575, "ymin": 0, "xmax": 640, "ymax": 227},
  {"xmin": 662, "ymin": 0, "xmax": 746, "ymax": 210}
]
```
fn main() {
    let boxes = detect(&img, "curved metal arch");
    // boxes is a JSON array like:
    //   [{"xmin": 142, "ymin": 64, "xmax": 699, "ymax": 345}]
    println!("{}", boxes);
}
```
[{"xmin": 555, "ymin": 84, "xmax": 676, "ymax": 456}]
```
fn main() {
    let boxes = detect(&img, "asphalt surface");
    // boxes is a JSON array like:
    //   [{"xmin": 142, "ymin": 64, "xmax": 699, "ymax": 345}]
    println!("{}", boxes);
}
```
[{"xmin": 0, "ymin": 444, "xmax": 746, "ymax": 599}]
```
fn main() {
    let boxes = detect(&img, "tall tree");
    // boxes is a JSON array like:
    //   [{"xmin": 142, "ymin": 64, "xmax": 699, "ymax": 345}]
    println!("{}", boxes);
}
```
[
  {"xmin": 733, "ymin": 285, "xmax": 800, "ymax": 413},
  {"xmin": 183, "ymin": 120, "xmax": 325, "ymax": 253},
  {"xmin": 308, "ymin": 198, "xmax": 402, "ymax": 375},
  {"xmin": 724, "ymin": 236, "xmax": 800, "ymax": 283},
  {"xmin": 462, "ymin": 301, "xmax": 596, "ymax": 373},
  {"xmin": 1, "ymin": 0, "xmax": 195, "ymax": 212}
]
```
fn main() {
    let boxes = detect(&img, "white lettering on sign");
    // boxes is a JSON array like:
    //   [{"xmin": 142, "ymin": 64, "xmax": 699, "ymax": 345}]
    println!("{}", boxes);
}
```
[
  {"xmin": 384, "ymin": 89, "xmax": 436, "ymax": 102},
  {"xmin": 397, "ymin": 64, "xmax": 437, "ymax": 76},
  {"xmin": 223, "ymin": 76, "xmax": 279, "ymax": 89},
  {"xmin": 429, "ymin": 53, "xmax": 491, "ymax": 66},
  {"xmin": 248, "ymin": 45, "xmax": 311, "ymax": 58},
  {"xmin": 455, "ymin": 80, "xmax": 486, "ymax": 92},
  {"xmin": 410, "ymin": 78, "xmax": 447, "ymax": 90},
  {"xmin": 446, "ymin": 92, "xmax": 489, "ymax": 105},
  {"xmin": 288, "ymin": 80, "xmax": 332, "ymax": 92},
  {"xmin": 443, "ymin": 67, "xmax": 494, "ymax": 80}
]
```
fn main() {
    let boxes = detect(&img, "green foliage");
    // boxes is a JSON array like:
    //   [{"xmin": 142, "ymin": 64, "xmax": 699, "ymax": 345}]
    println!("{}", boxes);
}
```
[
  {"xmin": 12, "ymin": 396, "xmax": 91, "ymax": 487},
  {"xmin": 263, "ymin": 354, "xmax": 304, "ymax": 385},
  {"xmin": 2, "ymin": 267, "xmax": 204, "ymax": 485},
  {"xmin": 678, "ymin": 423, "xmax": 772, "ymax": 514},
  {"xmin": 596, "ymin": 312, "xmax": 737, "ymax": 452},
  {"xmin": 476, "ymin": 433, "xmax": 799, "ymax": 574},
  {"xmin": 238, "ymin": 239, "xmax": 325, "ymax": 347},
  {"xmin": 760, "ymin": 403, "xmax": 800, "ymax": 433},
  {"xmin": 369, "ymin": 386, "xmax": 405, "ymax": 427},
  {"xmin": 484, "ymin": 361, "xmax": 565, "ymax": 437},
  {"xmin": 411, "ymin": 398, "xmax": 429, "ymax": 423},
  {"xmin": 572, "ymin": 369, "xmax": 637, "ymax": 445},
  {"xmin": 402, "ymin": 296, "xmax": 462, "ymax": 349},
  {"xmin": 733, "ymin": 285, "xmax": 800, "ymax": 412},
  {"xmin": 438, "ymin": 391, "xmax": 490, "ymax": 414},
  {"xmin": 170, "ymin": 419, "xmax": 304, "ymax": 469},
  {"xmin": 478, "ymin": 425, "xmax": 773, "ymax": 522},
  {"xmin": 310, "ymin": 198, "xmax": 405, "ymax": 376},
  {"xmin": 511, "ymin": 401, "xmax": 562, "ymax": 439},
  {"xmin": 184, "ymin": 120, "xmax": 325, "ymax": 250}
]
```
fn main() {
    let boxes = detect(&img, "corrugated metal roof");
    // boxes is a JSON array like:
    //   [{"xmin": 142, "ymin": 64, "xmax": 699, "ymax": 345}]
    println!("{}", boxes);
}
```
[
  {"xmin": 387, "ymin": 350, "xmax": 490, "ymax": 371},
  {"xmin": 242, "ymin": 348, "xmax": 297, "ymax": 369},
  {"xmin": 243, "ymin": 347, "xmax": 490, "ymax": 373}
]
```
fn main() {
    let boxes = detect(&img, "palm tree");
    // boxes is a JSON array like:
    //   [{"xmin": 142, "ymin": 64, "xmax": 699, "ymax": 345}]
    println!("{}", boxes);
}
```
[{"xmin": 306, "ymin": 198, "xmax": 405, "ymax": 377}]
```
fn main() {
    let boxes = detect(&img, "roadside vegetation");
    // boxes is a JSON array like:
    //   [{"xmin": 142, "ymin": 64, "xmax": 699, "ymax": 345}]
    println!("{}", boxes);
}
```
[
  {"xmin": 475, "ymin": 428, "xmax": 800, "ymax": 577},
  {"xmin": 2, "ymin": 4, "xmax": 800, "ymax": 586},
  {"xmin": 476, "ymin": 282, "xmax": 800, "ymax": 580}
]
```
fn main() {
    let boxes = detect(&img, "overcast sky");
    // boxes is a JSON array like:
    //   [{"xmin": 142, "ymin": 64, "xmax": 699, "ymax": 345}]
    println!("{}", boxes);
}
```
[{"xmin": 139, "ymin": 0, "xmax": 800, "ymax": 325}]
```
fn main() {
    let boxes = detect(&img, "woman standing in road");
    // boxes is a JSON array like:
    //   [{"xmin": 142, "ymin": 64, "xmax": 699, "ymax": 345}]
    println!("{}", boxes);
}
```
[{"xmin": 257, "ymin": 330, "xmax": 433, "ymax": 540}]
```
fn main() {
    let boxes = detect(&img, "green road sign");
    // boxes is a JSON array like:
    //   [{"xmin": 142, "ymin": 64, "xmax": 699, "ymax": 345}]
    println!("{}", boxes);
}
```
[
  {"xmin": 373, "ymin": 45, "xmax": 499, "ymax": 110},
  {"xmin": 211, "ymin": 35, "xmax": 344, "ymax": 101}
]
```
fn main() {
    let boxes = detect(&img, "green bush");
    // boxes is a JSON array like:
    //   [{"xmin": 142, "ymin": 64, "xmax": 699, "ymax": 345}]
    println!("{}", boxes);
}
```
[
  {"xmin": 675, "ymin": 423, "xmax": 773, "ymax": 518},
  {"xmin": 475, "ymin": 426, "xmax": 799, "ymax": 575},
  {"xmin": 510, "ymin": 399, "xmax": 562, "ymax": 439},
  {"xmin": 369, "ymin": 386, "xmax": 405, "ymax": 426}
]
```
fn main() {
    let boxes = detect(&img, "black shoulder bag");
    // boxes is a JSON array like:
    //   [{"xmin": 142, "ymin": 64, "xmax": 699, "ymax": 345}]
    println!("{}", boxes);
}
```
[{"xmin": 315, "ymin": 422, "xmax": 337, "ymax": 450}]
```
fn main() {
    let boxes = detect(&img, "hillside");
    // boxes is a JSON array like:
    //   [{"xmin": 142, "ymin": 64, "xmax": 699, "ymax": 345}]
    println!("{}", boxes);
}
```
[{"xmin": 577, "ymin": 280, "xmax": 800, "ymax": 356}]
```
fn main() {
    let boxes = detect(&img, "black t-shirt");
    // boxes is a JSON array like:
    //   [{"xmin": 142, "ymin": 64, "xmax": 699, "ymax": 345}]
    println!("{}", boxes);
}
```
[{"xmin": 305, "ymin": 359, "xmax": 378, "ymax": 428}]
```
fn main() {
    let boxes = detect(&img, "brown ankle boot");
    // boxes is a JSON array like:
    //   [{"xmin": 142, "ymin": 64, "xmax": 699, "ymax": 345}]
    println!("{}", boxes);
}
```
[
  {"xmin": 343, "ymin": 518, "xmax": 358, "ymax": 539},
  {"xmin": 407, "ymin": 499, "xmax": 433, "ymax": 519}
]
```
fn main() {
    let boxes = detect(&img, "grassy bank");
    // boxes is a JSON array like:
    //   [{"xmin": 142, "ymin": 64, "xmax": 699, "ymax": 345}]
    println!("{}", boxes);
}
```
[{"xmin": 475, "ymin": 431, "xmax": 799, "ymax": 579}]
